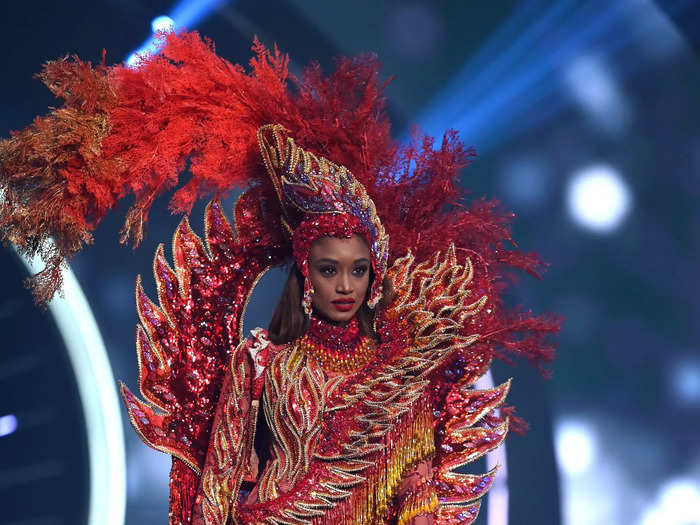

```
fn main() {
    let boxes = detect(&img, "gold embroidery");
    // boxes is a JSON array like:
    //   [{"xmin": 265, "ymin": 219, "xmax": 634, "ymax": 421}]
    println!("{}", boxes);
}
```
[
  {"xmin": 257, "ymin": 124, "xmax": 390, "ymax": 288},
  {"xmin": 258, "ymin": 346, "xmax": 326, "ymax": 503},
  {"xmin": 171, "ymin": 244, "xmax": 504, "ymax": 525},
  {"xmin": 201, "ymin": 346, "xmax": 253, "ymax": 525},
  {"xmin": 298, "ymin": 334, "xmax": 377, "ymax": 374}
]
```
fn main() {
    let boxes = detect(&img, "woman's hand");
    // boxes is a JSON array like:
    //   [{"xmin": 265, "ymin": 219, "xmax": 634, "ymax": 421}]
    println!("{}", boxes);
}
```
[{"xmin": 397, "ymin": 460, "xmax": 437, "ymax": 525}]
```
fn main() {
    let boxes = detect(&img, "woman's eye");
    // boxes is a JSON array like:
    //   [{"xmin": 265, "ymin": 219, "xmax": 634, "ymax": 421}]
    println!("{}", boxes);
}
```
[
  {"xmin": 320, "ymin": 266, "xmax": 336, "ymax": 276},
  {"xmin": 353, "ymin": 266, "xmax": 368, "ymax": 276}
]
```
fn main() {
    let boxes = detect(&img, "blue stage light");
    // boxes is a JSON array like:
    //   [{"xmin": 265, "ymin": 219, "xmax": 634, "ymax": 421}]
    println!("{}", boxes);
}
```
[
  {"xmin": 670, "ymin": 359, "xmax": 700, "ymax": 405},
  {"xmin": 151, "ymin": 15, "xmax": 175, "ymax": 33},
  {"xmin": 641, "ymin": 478, "xmax": 700, "ymax": 525},
  {"xmin": 126, "ymin": 0, "xmax": 229, "ymax": 67},
  {"xmin": 169, "ymin": 0, "xmax": 227, "ymax": 28},
  {"xmin": 500, "ymin": 156, "xmax": 550, "ymax": 211},
  {"xmin": 555, "ymin": 418, "xmax": 598, "ymax": 476},
  {"xmin": 410, "ymin": 0, "xmax": 690, "ymax": 152},
  {"xmin": 0, "ymin": 414, "xmax": 18, "ymax": 437},
  {"xmin": 18, "ymin": 247, "xmax": 126, "ymax": 525},
  {"xmin": 564, "ymin": 55, "xmax": 629, "ymax": 135}
]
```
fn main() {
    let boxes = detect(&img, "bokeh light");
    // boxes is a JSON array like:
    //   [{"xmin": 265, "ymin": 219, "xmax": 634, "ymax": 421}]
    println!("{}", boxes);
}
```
[
  {"xmin": 640, "ymin": 478, "xmax": 700, "ymax": 525},
  {"xmin": 555, "ymin": 419, "xmax": 597, "ymax": 476},
  {"xmin": 564, "ymin": 55, "xmax": 629, "ymax": 135},
  {"xmin": 566, "ymin": 164, "xmax": 632, "ymax": 233},
  {"xmin": 669, "ymin": 359, "xmax": 700, "ymax": 406}
]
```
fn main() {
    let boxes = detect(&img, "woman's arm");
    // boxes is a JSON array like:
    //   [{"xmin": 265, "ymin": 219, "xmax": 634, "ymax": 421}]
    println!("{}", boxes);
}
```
[{"xmin": 191, "ymin": 329, "xmax": 279, "ymax": 523}]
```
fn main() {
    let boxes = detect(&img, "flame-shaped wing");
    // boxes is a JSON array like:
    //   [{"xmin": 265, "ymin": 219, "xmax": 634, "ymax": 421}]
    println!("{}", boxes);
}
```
[
  {"xmin": 120, "ymin": 197, "xmax": 286, "ymax": 523},
  {"xmin": 433, "ymin": 381, "xmax": 511, "ymax": 524}
]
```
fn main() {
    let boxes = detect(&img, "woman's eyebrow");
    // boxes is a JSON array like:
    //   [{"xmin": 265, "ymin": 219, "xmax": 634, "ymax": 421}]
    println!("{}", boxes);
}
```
[
  {"xmin": 313, "ymin": 257, "xmax": 370, "ymax": 265},
  {"xmin": 315, "ymin": 258, "xmax": 338, "ymax": 264}
]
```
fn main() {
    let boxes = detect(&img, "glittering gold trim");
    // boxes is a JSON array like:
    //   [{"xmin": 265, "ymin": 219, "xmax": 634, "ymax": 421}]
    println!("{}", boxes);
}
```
[
  {"xmin": 258, "ymin": 346, "xmax": 326, "ymax": 502},
  {"xmin": 152, "ymin": 243, "xmax": 178, "ymax": 328},
  {"xmin": 171, "ymin": 215, "xmax": 212, "ymax": 300},
  {"xmin": 256, "ymin": 124, "xmax": 390, "ymax": 280},
  {"xmin": 134, "ymin": 276, "xmax": 170, "ymax": 413},
  {"xmin": 298, "ymin": 334, "xmax": 377, "ymax": 374},
  {"xmin": 445, "ymin": 379, "xmax": 512, "ymax": 434},
  {"xmin": 238, "ymin": 266, "xmax": 273, "ymax": 344},
  {"xmin": 435, "ymin": 499, "xmax": 482, "ymax": 524},
  {"xmin": 204, "ymin": 198, "xmax": 235, "ymax": 257}
]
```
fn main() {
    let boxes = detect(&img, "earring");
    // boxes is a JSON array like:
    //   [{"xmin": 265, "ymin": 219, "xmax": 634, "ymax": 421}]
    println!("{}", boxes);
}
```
[
  {"xmin": 367, "ymin": 283, "xmax": 383, "ymax": 309},
  {"xmin": 302, "ymin": 277, "xmax": 314, "ymax": 316}
]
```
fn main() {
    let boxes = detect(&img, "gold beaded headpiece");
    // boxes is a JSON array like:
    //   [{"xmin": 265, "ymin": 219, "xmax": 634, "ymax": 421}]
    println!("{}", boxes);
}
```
[{"xmin": 257, "ymin": 125, "xmax": 389, "ymax": 311}]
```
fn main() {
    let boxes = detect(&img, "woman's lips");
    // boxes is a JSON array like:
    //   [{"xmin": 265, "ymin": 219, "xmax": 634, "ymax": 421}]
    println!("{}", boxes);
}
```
[{"xmin": 332, "ymin": 299, "xmax": 355, "ymax": 312}]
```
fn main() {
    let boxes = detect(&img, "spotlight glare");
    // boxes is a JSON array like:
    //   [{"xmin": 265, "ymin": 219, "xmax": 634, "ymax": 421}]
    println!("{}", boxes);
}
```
[
  {"xmin": 659, "ymin": 479, "xmax": 700, "ymax": 521},
  {"xmin": 555, "ymin": 419, "xmax": 597, "ymax": 476},
  {"xmin": 566, "ymin": 164, "xmax": 631, "ymax": 233},
  {"xmin": 0, "ymin": 414, "xmax": 18, "ymax": 437},
  {"xmin": 640, "ymin": 478, "xmax": 700, "ymax": 524},
  {"xmin": 151, "ymin": 15, "xmax": 175, "ymax": 33},
  {"xmin": 126, "ymin": 53, "xmax": 140, "ymax": 68},
  {"xmin": 125, "ymin": 1, "xmax": 227, "ymax": 67}
]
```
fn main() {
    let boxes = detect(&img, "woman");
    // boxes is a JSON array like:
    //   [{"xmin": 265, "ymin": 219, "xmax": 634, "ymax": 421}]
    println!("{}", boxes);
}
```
[
  {"xmin": 121, "ymin": 125, "xmax": 524, "ymax": 524},
  {"xmin": 0, "ymin": 32, "xmax": 558, "ymax": 525}
]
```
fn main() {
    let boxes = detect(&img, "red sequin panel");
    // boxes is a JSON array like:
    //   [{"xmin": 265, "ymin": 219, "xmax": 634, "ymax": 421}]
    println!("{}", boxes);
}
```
[
  {"xmin": 169, "ymin": 458, "xmax": 199, "ymax": 525},
  {"xmin": 121, "ymin": 198, "xmax": 286, "ymax": 523}
]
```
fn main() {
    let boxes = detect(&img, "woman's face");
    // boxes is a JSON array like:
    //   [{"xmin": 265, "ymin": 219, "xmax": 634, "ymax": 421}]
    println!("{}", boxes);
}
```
[{"xmin": 308, "ymin": 234, "xmax": 371, "ymax": 324}]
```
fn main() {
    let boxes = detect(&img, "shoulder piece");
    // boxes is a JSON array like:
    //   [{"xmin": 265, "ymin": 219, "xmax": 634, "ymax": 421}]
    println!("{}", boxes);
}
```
[
  {"xmin": 380, "ymin": 243, "xmax": 487, "ymax": 368},
  {"xmin": 378, "ymin": 244, "xmax": 511, "ymax": 524}
]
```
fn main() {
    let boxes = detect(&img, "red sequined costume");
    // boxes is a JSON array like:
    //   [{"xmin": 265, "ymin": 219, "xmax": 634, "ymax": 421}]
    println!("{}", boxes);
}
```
[{"xmin": 0, "ymin": 31, "xmax": 559, "ymax": 525}]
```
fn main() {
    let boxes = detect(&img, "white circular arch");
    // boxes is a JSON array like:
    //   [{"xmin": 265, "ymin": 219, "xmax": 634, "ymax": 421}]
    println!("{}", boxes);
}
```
[{"xmin": 18, "ymin": 248, "xmax": 126, "ymax": 525}]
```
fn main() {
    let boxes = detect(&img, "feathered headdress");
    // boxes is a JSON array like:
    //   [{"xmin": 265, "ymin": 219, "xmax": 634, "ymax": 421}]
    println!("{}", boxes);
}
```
[{"xmin": 0, "ymin": 30, "xmax": 557, "ymax": 372}]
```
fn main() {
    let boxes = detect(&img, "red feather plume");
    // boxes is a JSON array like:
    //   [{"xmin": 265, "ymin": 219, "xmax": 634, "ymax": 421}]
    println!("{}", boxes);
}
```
[{"xmin": 0, "ymin": 30, "xmax": 559, "ymax": 370}]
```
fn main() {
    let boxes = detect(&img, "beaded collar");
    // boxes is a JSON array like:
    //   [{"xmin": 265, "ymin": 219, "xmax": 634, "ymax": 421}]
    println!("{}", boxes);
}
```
[{"xmin": 298, "ymin": 314, "xmax": 376, "ymax": 374}]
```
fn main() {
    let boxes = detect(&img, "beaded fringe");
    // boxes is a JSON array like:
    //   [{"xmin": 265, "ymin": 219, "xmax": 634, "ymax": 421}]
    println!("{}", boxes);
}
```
[{"xmin": 311, "ymin": 398, "xmax": 435, "ymax": 525}]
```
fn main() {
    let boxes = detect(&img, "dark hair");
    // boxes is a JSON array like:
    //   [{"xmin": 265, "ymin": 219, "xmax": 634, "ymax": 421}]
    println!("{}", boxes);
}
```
[{"xmin": 267, "ymin": 263, "xmax": 394, "ymax": 344}]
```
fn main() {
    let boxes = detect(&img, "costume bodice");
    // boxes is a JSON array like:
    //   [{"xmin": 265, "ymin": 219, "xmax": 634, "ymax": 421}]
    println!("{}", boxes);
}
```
[
  {"xmin": 255, "ymin": 315, "xmax": 378, "ymax": 502},
  {"xmin": 239, "ymin": 316, "xmax": 437, "ymax": 524}
]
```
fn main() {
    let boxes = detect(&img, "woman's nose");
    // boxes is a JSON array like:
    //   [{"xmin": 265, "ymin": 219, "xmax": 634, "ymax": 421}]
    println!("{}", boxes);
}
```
[{"xmin": 336, "ymin": 273, "xmax": 352, "ymax": 293}]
